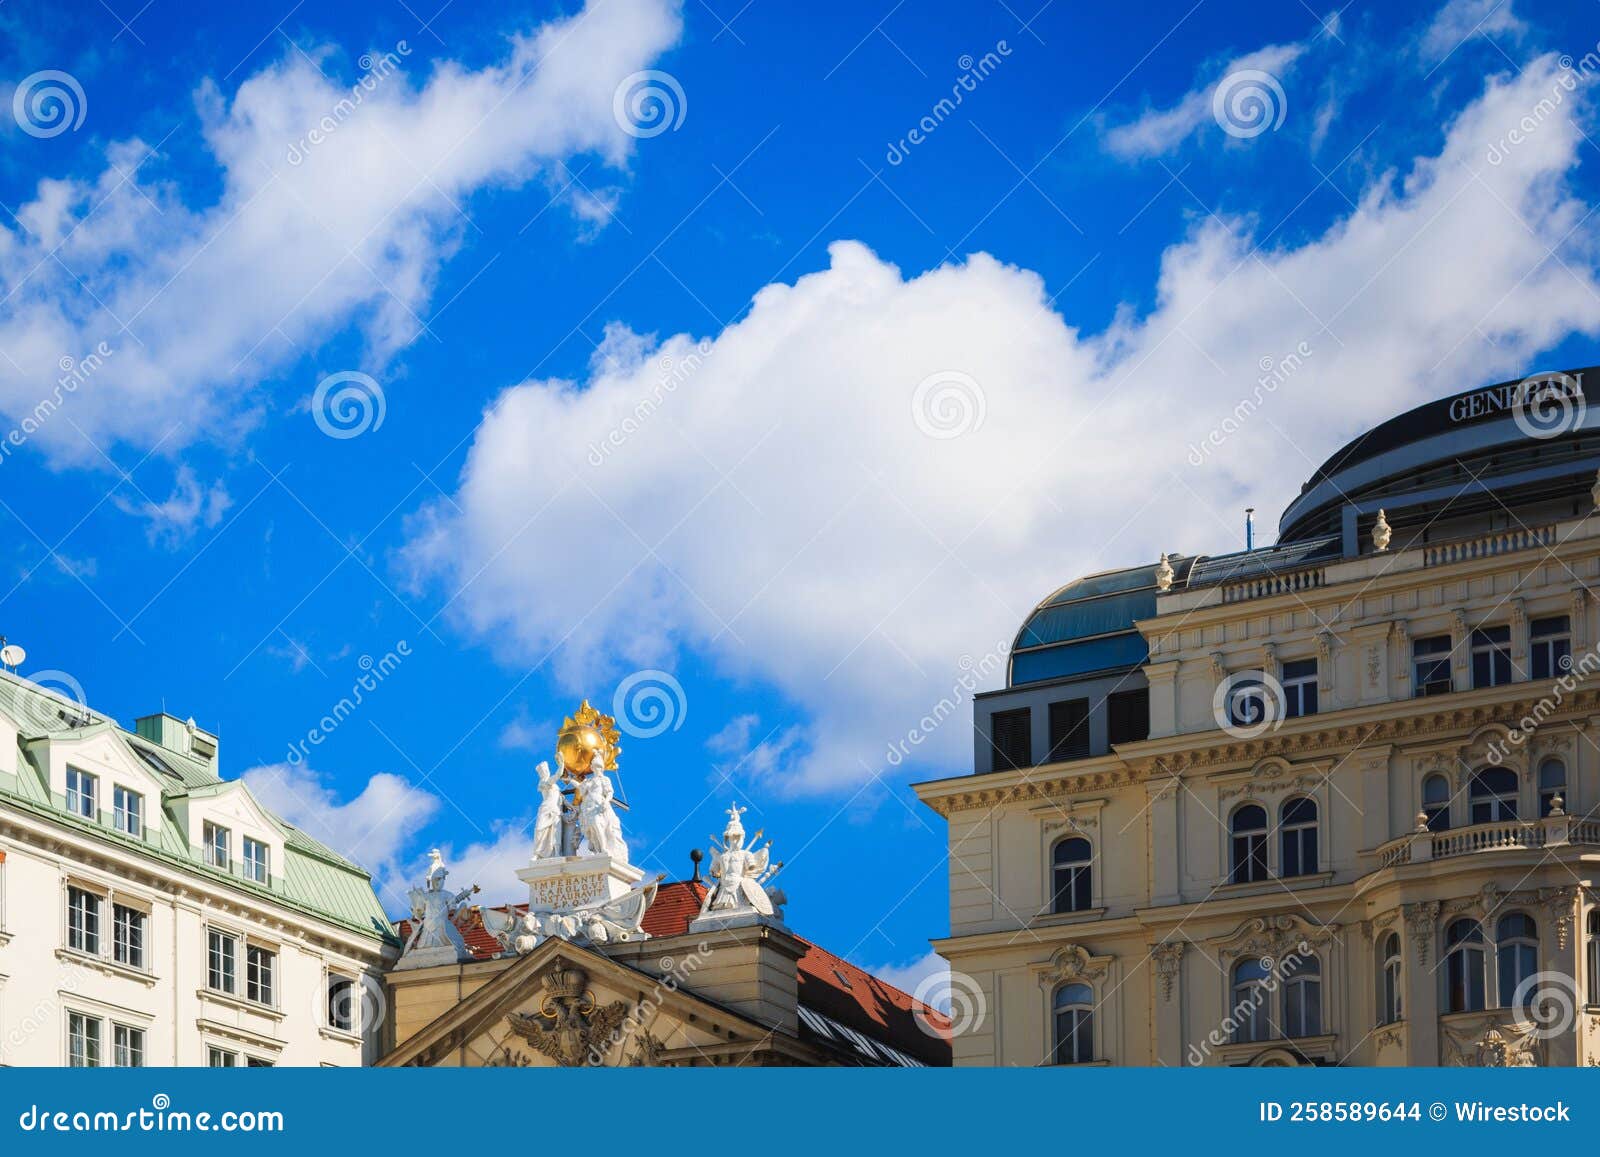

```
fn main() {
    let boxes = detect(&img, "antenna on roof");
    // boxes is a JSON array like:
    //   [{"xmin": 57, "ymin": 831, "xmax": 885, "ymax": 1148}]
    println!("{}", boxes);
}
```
[
  {"xmin": 1245, "ymin": 507, "xmax": 1256, "ymax": 551},
  {"xmin": 0, "ymin": 638, "xmax": 24, "ymax": 671}
]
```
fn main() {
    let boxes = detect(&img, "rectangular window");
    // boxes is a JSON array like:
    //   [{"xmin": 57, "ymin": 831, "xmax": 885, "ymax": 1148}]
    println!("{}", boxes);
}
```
[
  {"xmin": 67, "ymin": 1012, "xmax": 101, "ymax": 1067},
  {"xmin": 207, "ymin": 1046, "xmax": 237, "ymax": 1068},
  {"xmin": 112, "ymin": 1024, "xmax": 145, "ymax": 1068},
  {"xmin": 327, "ymin": 975, "xmax": 355, "ymax": 1033},
  {"xmin": 1471, "ymin": 626, "xmax": 1513, "ymax": 689},
  {"xmin": 246, "ymin": 1057, "xmax": 274, "ymax": 1068},
  {"xmin": 65, "ymin": 767, "xmax": 96, "ymax": 819},
  {"xmin": 113, "ymin": 904, "xmax": 145, "ymax": 970},
  {"xmin": 989, "ymin": 708, "xmax": 1032, "ymax": 771},
  {"xmin": 1531, "ymin": 616, "xmax": 1572, "ymax": 681},
  {"xmin": 1046, "ymin": 698, "xmax": 1091, "ymax": 762},
  {"xmin": 1106, "ymin": 688, "xmax": 1149, "ymax": 745},
  {"xmin": 1413, "ymin": 635, "xmax": 1453, "ymax": 696},
  {"xmin": 246, "ymin": 944, "xmax": 275, "ymax": 1007},
  {"xmin": 207, "ymin": 929, "xmax": 237, "ymax": 994},
  {"xmin": 112, "ymin": 786, "xmax": 143, "ymax": 837},
  {"xmin": 204, "ymin": 822, "xmax": 231, "ymax": 871},
  {"xmin": 66, "ymin": 886, "xmax": 100, "ymax": 955},
  {"xmin": 242, "ymin": 837, "xmax": 270, "ymax": 884},
  {"xmin": 1281, "ymin": 659, "xmax": 1318, "ymax": 718}
]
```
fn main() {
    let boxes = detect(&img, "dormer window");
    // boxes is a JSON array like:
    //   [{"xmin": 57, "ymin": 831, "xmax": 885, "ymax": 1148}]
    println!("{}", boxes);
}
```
[
  {"xmin": 204, "ymin": 822, "xmax": 231, "ymax": 871},
  {"xmin": 65, "ymin": 767, "xmax": 97, "ymax": 820},
  {"xmin": 112, "ymin": 786, "xmax": 143, "ymax": 837},
  {"xmin": 243, "ymin": 837, "xmax": 270, "ymax": 885}
]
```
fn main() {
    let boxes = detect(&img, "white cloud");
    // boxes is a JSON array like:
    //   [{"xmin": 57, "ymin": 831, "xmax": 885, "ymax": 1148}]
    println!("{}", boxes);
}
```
[
  {"xmin": 422, "ymin": 819, "xmax": 536, "ymax": 907},
  {"xmin": 403, "ymin": 57, "xmax": 1600, "ymax": 794},
  {"xmin": 242, "ymin": 762, "xmax": 440, "ymax": 907},
  {"xmin": 1103, "ymin": 41, "xmax": 1307, "ymax": 159},
  {"xmin": 114, "ymin": 465, "xmax": 232, "ymax": 545},
  {"xmin": 863, "ymin": 950, "xmax": 948, "ymax": 1006},
  {"xmin": 1423, "ymin": 0, "xmax": 1527, "ymax": 62},
  {"xmin": 0, "ymin": 0, "xmax": 683, "ymax": 467}
]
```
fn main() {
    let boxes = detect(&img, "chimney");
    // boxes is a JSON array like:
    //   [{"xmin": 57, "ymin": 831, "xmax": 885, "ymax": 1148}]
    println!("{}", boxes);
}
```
[{"xmin": 135, "ymin": 712, "xmax": 218, "ymax": 765}]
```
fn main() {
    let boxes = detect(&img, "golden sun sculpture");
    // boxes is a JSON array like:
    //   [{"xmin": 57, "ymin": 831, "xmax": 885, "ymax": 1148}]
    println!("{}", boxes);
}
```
[{"xmin": 554, "ymin": 700, "xmax": 621, "ymax": 776}]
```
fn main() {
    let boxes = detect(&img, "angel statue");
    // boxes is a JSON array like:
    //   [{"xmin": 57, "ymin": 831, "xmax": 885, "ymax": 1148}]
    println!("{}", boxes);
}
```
[
  {"xmin": 701, "ymin": 803, "xmax": 781, "ymax": 917},
  {"xmin": 577, "ymin": 752, "xmax": 629, "ymax": 864},
  {"xmin": 531, "ymin": 760, "xmax": 566, "ymax": 860},
  {"xmin": 404, "ymin": 849, "xmax": 479, "ymax": 954}
]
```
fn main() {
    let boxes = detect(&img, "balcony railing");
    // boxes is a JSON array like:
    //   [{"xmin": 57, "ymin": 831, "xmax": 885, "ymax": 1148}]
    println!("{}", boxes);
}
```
[
  {"xmin": 1375, "ymin": 813, "xmax": 1600, "ymax": 867},
  {"xmin": 1421, "ymin": 525, "xmax": 1556, "ymax": 567},
  {"xmin": 1221, "ymin": 568, "xmax": 1327, "ymax": 604}
]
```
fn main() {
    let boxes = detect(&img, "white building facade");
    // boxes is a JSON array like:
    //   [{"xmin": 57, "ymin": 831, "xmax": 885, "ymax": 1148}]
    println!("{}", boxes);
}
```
[{"xmin": 0, "ymin": 675, "xmax": 394, "ymax": 1066}]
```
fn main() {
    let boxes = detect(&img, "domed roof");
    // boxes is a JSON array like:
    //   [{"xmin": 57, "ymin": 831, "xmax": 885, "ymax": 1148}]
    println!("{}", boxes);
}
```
[{"xmin": 1010, "ymin": 557, "xmax": 1192, "ymax": 686}]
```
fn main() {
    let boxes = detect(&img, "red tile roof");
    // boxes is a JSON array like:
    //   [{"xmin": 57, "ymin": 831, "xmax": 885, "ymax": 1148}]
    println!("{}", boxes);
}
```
[{"xmin": 398, "ymin": 879, "xmax": 951, "ymax": 1065}]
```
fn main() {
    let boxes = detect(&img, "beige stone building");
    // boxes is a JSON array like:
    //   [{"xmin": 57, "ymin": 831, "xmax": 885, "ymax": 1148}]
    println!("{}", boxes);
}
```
[{"xmin": 916, "ymin": 369, "xmax": 1600, "ymax": 1066}]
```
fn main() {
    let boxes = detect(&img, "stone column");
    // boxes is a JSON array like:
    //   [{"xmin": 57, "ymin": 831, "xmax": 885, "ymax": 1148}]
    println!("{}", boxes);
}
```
[
  {"xmin": 1402, "ymin": 902, "xmax": 1440, "ymax": 1064},
  {"xmin": 1150, "ymin": 940, "xmax": 1186, "ymax": 1067},
  {"xmin": 1147, "ymin": 775, "xmax": 1181, "ymax": 908},
  {"xmin": 1542, "ymin": 887, "xmax": 1580, "ymax": 1068},
  {"xmin": 1144, "ymin": 661, "xmax": 1179, "ymax": 739}
]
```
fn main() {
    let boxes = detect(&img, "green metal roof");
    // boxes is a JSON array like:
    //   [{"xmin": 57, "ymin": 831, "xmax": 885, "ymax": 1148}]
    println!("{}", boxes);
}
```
[{"xmin": 0, "ymin": 671, "xmax": 395, "ymax": 944}]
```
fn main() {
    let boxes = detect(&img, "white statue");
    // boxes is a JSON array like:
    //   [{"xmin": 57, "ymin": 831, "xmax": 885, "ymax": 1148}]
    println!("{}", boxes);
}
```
[
  {"xmin": 531, "ymin": 761, "xmax": 564, "ymax": 860},
  {"xmin": 404, "ymin": 849, "xmax": 478, "ymax": 953},
  {"xmin": 701, "ymin": 803, "xmax": 781, "ymax": 918},
  {"xmin": 577, "ymin": 753, "xmax": 629, "ymax": 863}
]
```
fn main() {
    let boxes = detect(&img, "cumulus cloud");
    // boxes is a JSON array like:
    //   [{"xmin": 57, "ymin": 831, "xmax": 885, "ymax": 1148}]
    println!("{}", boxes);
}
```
[
  {"xmin": 421, "ymin": 819, "xmax": 536, "ymax": 907},
  {"xmin": 1102, "ymin": 40, "xmax": 1308, "ymax": 159},
  {"xmin": 864, "ymin": 950, "xmax": 949, "ymax": 1006},
  {"xmin": 1422, "ymin": 0, "xmax": 1527, "ymax": 63},
  {"xmin": 242, "ymin": 762, "xmax": 440, "ymax": 905},
  {"xmin": 403, "ymin": 57, "xmax": 1600, "ymax": 794},
  {"xmin": 0, "ymin": 0, "xmax": 683, "ymax": 467},
  {"xmin": 114, "ymin": 464, "xmax": 232, "ymax": 545}
]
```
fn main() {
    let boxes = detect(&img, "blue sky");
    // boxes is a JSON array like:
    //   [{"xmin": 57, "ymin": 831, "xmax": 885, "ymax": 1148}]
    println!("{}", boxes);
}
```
[{"xmin": 1, "ymin": 0, "xmax": 1598, "ymax": 992}]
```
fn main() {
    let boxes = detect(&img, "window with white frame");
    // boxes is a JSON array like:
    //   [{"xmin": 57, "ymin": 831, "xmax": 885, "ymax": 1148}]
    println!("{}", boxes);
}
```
[
  {"xmin": 246, "ymin": 944, "xmax": 276, "ymax": 1007},
  {"xmin": 242, "ymin": 837, "xmax": 270, "ymax": 884},
  {"xmin": 246, "ymin": 1056, "xmax": 274, "ymax": 1068},
  {"xmin": 1050, "ymin": 837, "xmax": 1092, "ymax": 914},
  {"xmin": 1496, "ymin": 913, "xmax": 1539, "ymax": 1009},
  {"xmin": 1539, "ymin": 758, "xmax": 1567, "ymax": 817},
  {"xmin": 1413, "ymin": 635, "xmax": 1453, "ymax": 696},
  {"xmin": 1051, "ymin": 982, "xmax": 1094, "ymax": 1064},
  {"xmin": 1379, "ymin": 932, "xmax": 1402, "ymax": 1026},
  {"xmin": 1229, "ymin": 804, "xmax": 1268, "ymax": 884},
  {"xmin": 1278, "ymin": 796, "xmax": 1318, "ymax": 878},
  {"xmin": 1230, "ymin": 959, "xmax": 1272, "ymax": 1043},
  {"xmin": 207, "ymin": 1046, "xmax": 237, "ymax": 1068},
  {"xmin": 1471, "ymin": 626, "xmax": 1513, "ymax": 689},
  {"xmin": 1444, "ymin": 919, "xmax": 1487, "ymax": 1013},
  {"xmin": 1469, "ymin": 768, "xmax": 1519, "ymax": 823},
  {"xmin": 203, "ymin": 822, "xmax": 231, "ymax": 870},
  {"xmin": 65, "ymin": 767, "xmax": 96, "ymax": 819},
  {"xmin": 67, "ymin": 1011, "xmax": 100, "ymax": 1067},
  {"xmin": 1281, "ymin": 659, "xmax": 1318, "ymax": 718},
  {"xmin": 66, "ymin": 886, "xmax": 100, "ymax": 955},
  {"xmin": 1530, "ymin": 615, "xmax": 1572, "ymax": 680},
  {"xmin": 112, "ymin": 903, "xmax": 145, "ymax": 970},
  {"xmin": 112, "ymin": 786, "xmax": 143, "ymax": 837},
  {"xmin": 112, "ymin": 1024, "xmax": 145, "ymax": 1067},
  {"xmin": 207, "ymin": 928, "xmax": 237, "ymax": 994},
  {"xmin": 1280, "ymin": 953, "xmax": 1321, "ymax": 1038},
  {"xmin": 1422, "ymin": 774, "xmax": 1452, "ymax": 832},
  {"xmin": 327, "ymin": 974, "xmax": 356, "ymax": 1033}
]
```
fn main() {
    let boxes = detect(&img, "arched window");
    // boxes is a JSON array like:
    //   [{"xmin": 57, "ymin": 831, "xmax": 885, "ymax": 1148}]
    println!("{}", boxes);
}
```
[
  {"xmin": 1052, "ymin": 982, "xmax": 1094, "ymax": 1065},
  {"xmin": 1539, "ymin": 758, "xmax": 1567, "ymax": 817},
  {"xmin": 1588, "ymin": 911, "xmax": 1600, "ymax": 1006},
  {"xmin": 1469, "ymin": 768, "xmax": 1518, "ymax": 824},
  {"xmin": 1444, "ymin": 919, "xmax": 1487, "ymax": 1013},
  {"xmin": 1496, "ymin": 913, "xmax": 1539, "ymax": 1008},
  {"xmin": 1279, "ymin": 797, "xmax": 1318, "ymax": 877},
  {"xmin": 1280, "ymin": 952, "xmax": 1321, "ymax": 1038},
  {"xmin": 1051, "ymin": 837, "xmax": 1092, "ymax": 914},
  {"xmin": 1422, "ymin": 774, "xmax": 1451, "ymax": 831},
  {"xmin": 1379, "ymin": 932, "xmax": 1402, "ymax": 1026},
  {"xmin": 1230, "ymin": 804, "xmax": 1268, "ymax": 884},
  {"xmin": 1231, "ymin": 958, "xmax": 1272, "ymax": 1043}
]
